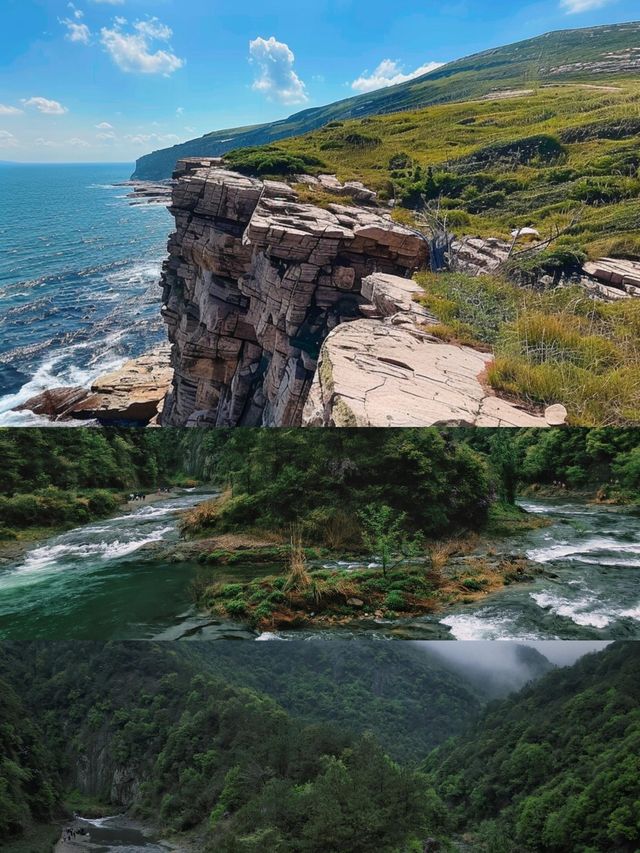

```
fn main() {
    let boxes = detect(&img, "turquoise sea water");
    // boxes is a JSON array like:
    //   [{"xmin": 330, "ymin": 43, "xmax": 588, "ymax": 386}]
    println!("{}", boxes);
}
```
[{"xmin": 0, "ymin": 163, "xmax": 171, "ymax": 424}]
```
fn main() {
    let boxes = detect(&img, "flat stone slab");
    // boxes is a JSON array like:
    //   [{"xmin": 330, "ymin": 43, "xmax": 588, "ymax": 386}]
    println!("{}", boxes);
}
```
[
  {"xmin": 16, "ymin": 346, "xmax": 173, "ymax": 426},
  {"xmin": 583, "ymin": 258, "xmax": 640, "ymax": 295},
  {"xmin": 302, "ymin": 319, "xmax": 552, "ymax": 427}
]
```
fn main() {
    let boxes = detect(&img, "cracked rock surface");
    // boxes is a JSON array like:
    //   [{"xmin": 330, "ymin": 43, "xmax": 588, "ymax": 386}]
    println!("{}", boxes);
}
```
[
  {"xmin": 302, "ymin": 320, "xmax": 552, "ymax": 427},
  {"xmin": 159, "ymin": 159, "xmax": 565, "ymax": 428}
]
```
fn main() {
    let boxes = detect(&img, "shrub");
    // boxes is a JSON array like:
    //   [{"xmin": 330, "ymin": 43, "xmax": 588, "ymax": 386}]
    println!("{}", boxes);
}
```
[{"xmin": 384, "ymin": 590, "xmax": 406, "ymax": 610}]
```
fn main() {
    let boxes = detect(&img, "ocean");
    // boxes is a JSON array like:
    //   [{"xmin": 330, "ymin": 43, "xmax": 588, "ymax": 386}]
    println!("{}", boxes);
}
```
[{"xmin": 0, "ymin": 162, "xmax": 172, "ymax": 425}]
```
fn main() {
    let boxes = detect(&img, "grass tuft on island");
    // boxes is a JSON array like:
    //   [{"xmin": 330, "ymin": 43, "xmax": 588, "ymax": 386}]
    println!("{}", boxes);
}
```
[{"xmin": 188, "ymin": 502, "xmax": 547, "ymax": 630}]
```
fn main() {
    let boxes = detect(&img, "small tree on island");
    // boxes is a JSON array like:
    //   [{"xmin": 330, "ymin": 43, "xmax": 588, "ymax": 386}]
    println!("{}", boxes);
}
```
[{"xmin": 359, "ymin": 504, "xmax": 423, "ymax": 576}]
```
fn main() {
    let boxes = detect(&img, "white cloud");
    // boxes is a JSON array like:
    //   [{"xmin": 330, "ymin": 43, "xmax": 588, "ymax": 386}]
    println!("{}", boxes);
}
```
[
  {"xmin": 560, "ymin": 0, "xmax": 614, "ymax": 11},
  {"xmin": 0, "ymin": 130, "xmax": 18, "ymax": 148},
  {"xmin": 249, "ymin": 36, "xmax": 308, "ymax": 104},
  {"xmin": 61, "ymin": 17, "xmax": 91, "ymax": 44},
  {"xmin": 22, "ymin": 97, "xmax": 69, "ymax": 115},
  {"xmin": 96, "ymin": 131, "xmax": 116, "ymax": 141},
  {"xmin": 35, "ymin": 137, "xmax": 56, "ymax": 147},
  {"xmin": 100, "ymin": 18, "xmax": 184, "ymax": 75},
  {"xmin": 135, "ymin": 19, "xmax": 173, "ymax": 40},
  {"xmin": 125, "ymin": 132, "xmax": 181, "ymax": 145},
  {"xmin": 68, "ymin": 137, "xmax": 90, "ymax": 147},
  {"xmin": 96, "ymin": 121, "xmax": 113, "ymax": 129},
  {"xmin": 351, "ymin": 58, "xmax": 444, "ymax": 93},
  {"xmin": 0, "ymin": 104, "xmax": 23, "ymax": 116},
  {"xmin": 176, "ymin": 106, "xmax": 184, "ymax": 115}
]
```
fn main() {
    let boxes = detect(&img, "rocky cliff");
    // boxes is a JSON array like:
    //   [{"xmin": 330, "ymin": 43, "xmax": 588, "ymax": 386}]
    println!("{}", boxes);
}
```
[
  {"xmin": 160, "ymin": 159, "xmax": 431, "ymax": 426},
  {"xmin": 160, "ymin": 159, "xmax": 560, "ymax": 428}
]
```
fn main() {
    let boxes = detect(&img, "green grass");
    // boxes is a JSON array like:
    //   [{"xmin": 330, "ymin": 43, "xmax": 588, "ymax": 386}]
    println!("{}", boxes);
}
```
[
  {"xmin": 269, "ymin": 80, "xmax": 640, "ymax": 257},
  {"xmin": 414, "ymin": 271, "xmax": 640, "ymax": 424},
  {"xmin": 64, "ymin": 790, "xmax": 115, "ymax": 818},
  {"xmin": 133, "ymin": 22, "xmax": 640, "ymax": 180}
]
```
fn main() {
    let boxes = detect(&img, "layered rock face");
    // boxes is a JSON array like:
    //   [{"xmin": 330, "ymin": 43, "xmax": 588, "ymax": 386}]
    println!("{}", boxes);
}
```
[{"xmin": 160, "ymin": 160, "xmax": 428, "ymax": 426}]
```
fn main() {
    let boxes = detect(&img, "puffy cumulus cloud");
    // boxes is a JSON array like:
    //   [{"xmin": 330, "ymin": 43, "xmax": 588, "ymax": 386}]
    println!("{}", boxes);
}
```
[
  {"xmin": 0, "ymin": 104, "xmax": 23, "ymax": 115},
  {"xmin": 249, "ymin": 36, "xmax": 308, "ymax": 104},
  {"xmin": 35, "ymin": 137, "xmax": 56, "ymax": 147},
  {"xmin": 560, "ymin": 0, "xmax": 614, "ymax": 11},
  {"xmin": 0, "ymin": 130, "xmax": 18, "ymax": 148},
  {"xmin": 96, "ymin": 131, "xmax": 117, "ymax": 141},
  {"xmin": 22, "ymin": 97, "xmax": 69, "ymax": 115},
  {"xmin": 100, "ymin": 17, "xmax": 185, "ymax": 75},
  {"xmin": 68, "ymin": 137, "xmax": 90, "ymax": 147},
  {"xmin": 135, "ymin": 19, "xmax": 173, "ymax": 40},
  {"xmin": 351, "ymin": 58, "xmax": 444, "ymax": 93},
  {"xmin": 61, "ymin": 16, "xmax": 91, "ymax": 44},
  {"xmin": 96, "ymin": 121, "xmax": 113, "ymax": 129}
]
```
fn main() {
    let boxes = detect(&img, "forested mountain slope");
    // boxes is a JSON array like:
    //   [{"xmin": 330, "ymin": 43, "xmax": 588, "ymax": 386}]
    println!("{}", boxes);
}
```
[
  {"xmin": 132, "ymin": 22, "xmax": 640, "ymax": 180},
  {"xmin": 426, "ymin": 642, "xmax": 640, "ymax": 852},
  {"xmin": 0, "ymin": 642, "xmax": 637, "ymax": 851}
]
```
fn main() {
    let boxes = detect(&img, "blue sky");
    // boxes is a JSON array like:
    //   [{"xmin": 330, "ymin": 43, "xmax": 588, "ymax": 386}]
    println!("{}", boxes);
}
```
[{"xmin": 1, "ymin": 0, "xmax": 638, "ymax": 163}]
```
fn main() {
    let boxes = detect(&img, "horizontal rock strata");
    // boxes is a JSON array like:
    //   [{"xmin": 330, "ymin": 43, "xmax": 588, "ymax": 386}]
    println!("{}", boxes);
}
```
[
  {"xmin": 158, "ymin": 161, "xmax": 570, "ymax": 427},
  {"xmin": 160, "ymin": 160, "xmax": 429, "ymax": 426}
]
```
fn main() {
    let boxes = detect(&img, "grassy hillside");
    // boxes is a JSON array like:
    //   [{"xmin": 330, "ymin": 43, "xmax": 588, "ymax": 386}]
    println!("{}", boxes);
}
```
[
  {"xmin": 256, "ymin": 81, "xmax": 640, "ymax": 258},
  {"xmin": 243, "ymin": 80, "xmax": 640, "ymax": 424},
  {"xmin": 132, "ymin": 21, "xmax": 640, "ymax": 180}
]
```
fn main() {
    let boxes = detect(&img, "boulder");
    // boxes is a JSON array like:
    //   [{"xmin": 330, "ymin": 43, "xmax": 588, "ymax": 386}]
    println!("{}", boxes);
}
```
[
  {"xmin": 582, "ymin": 258, "xmax": 640, "ymax": 296},
  {"xmin": 450, "ymin": 236, "xmax": 512, "ymax": 275},
  {"xmin": 15, "ymin": 386, "xmax": 94, "ymax": 420},
  {"xmin": 16, "ymin": 347, "xmax": 173, "ymax": 426}
]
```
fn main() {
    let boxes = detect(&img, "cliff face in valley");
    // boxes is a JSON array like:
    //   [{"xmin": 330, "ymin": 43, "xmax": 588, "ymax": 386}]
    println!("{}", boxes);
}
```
[{"xmin": 160, "ymin": 159, "xmax": 554, "ymax": 427}]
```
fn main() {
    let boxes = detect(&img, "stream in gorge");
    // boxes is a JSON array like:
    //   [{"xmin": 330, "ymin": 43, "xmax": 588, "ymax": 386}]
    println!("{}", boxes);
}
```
[
  {"xmin": 59, "ymin": 816, "xmax": 172, "ymax": 852},
  {"xmin": 0, "ymin": 496, "xmax": 638, "ymax": 641}
]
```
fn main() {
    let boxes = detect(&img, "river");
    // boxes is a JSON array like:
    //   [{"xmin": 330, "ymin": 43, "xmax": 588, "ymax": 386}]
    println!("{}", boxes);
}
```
[
  {"xmin": 1, "ymin": 496, "xmax": 637, "ymax": 641},
  {"xmin": 58, "ymin": 815, "xmax": 177, "ymax": 852},
  {"xmin": 270, "ymin": 497, "xmax": 640, "ymax": 641},
  {"xmin": 0, "ymin": 491, "xmax": 256, "ymax": 641}
]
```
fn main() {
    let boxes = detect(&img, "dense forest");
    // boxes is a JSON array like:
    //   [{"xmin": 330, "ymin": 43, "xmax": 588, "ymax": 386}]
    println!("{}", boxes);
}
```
[
  {"xmin": 0, "ymin": 427, "xmax": 638, "ymax": 540},
  {"xmin": 0, "ymin": 642, "xmax": 637, "ymax": 852},
  {"xmin": 426, "ymin": 642, "xmax": 640, "ymax": 852},
  {"xmin": 0, "ymin": 429, "xmax": 198, "ymax": 535},
  {"xmin": 181, "ymin": 427, "xmax": 640, "ymax": 539}
]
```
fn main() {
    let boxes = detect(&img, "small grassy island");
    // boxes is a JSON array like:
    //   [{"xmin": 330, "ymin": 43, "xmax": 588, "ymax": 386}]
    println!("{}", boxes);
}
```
[{"xmin": 176, "ymin": 428, "xmax": 640, "ymax": 631}]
